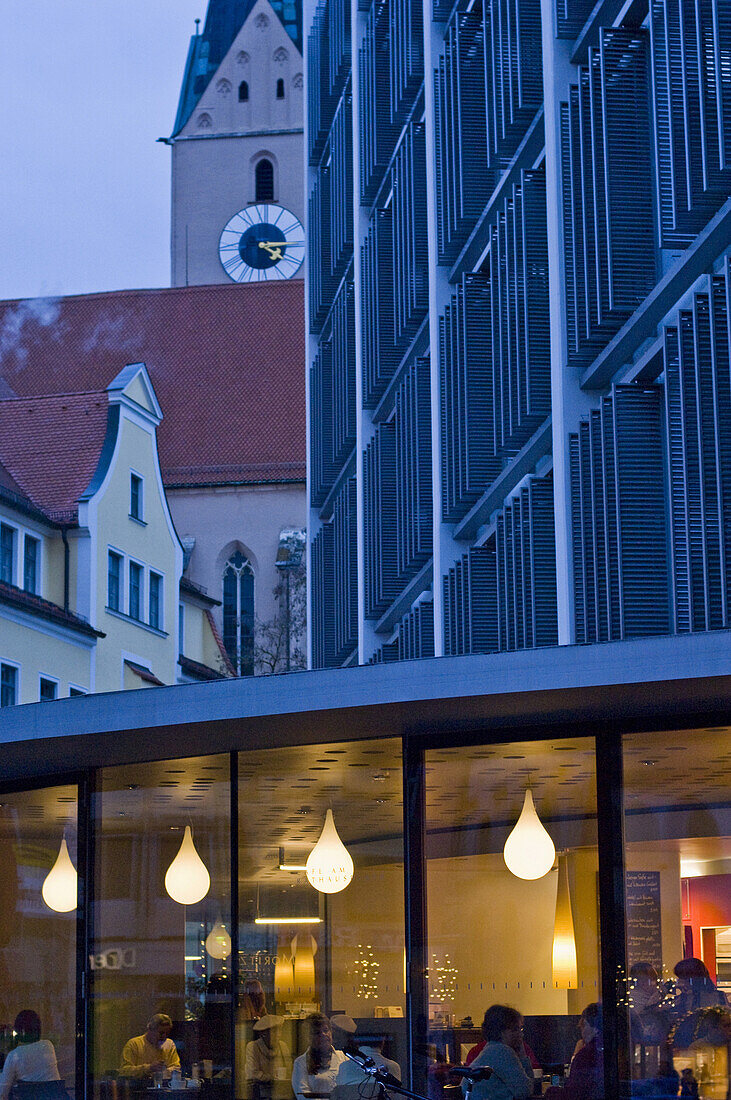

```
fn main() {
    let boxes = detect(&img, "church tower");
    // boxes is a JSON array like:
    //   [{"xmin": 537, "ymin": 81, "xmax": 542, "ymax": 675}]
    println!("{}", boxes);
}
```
[{"xmin": 169, "ymin": 0, "xmax": 304, "ymax": 286}]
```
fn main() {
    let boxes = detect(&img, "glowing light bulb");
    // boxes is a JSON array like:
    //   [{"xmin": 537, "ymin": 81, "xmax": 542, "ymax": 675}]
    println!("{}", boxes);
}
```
[
  {"xmin": 205, "ymin": 916, "xmax": 231, "ymax": 959},
  {"xmin": 165, "ymin": 825, "xmax": 210, "ymax": 905},
  {"xmin": 552, "ymin": 855, "xmax": 578, "ymax": 987},
  {"xmin": 503, "ymin": 789, "xmax": 555, "ymax": 880},
  {"xmin": 42, "ymin": 837, "xmax": 77, "ymax": 913},
  {"xmin": 305, "ymin": 809, "xmax": 353, "ymax": 894}
]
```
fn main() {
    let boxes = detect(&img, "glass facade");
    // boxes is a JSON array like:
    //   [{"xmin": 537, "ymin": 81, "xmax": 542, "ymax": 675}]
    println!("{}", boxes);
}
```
[
  {"xmin": 0, "ymin": 723, "xmax": 728, "ymax": 1100},
  {"xmin": 0, "ymin": 785, "xmax": 79, "ymax": 1095}
]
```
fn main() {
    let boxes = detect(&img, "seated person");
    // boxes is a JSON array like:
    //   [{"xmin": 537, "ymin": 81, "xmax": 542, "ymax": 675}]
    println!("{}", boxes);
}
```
[
  {"xmin": 332, "ymin": 1017, "xmax": 400, "ymax": 1099},
  {"xmin": 292, "ymin": 1014, "xmax": 347, "ymax": 1100},
  {"xmin": 0, "ymin": 1011, "xmax": 61, "ymax": 1100},
  {"xmin": 463, "ymin": 1005, "xmax": 533, "ymax": 1100},
  {"xmin": 245, "ymin": 1016, "xmax": 292, "ymax": 1100},
  {"xmin": 544, "ymin": 1004, "xmax": 603, "ymax": 1100},
  {"xmin": 120, "ymin": 1014, "xmax": 180, "ymax": 1079}
]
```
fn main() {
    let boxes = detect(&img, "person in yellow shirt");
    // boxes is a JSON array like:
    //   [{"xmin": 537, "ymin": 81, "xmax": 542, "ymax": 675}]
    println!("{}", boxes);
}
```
[{"xmin": 120, "ymin": 1014, "xmax": 181, "ymax": 1079}]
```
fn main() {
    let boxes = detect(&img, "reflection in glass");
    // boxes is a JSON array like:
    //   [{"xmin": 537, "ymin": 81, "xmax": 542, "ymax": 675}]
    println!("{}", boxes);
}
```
[
  {"xmin": 424, "ymin": 739, "xmax": 600, "ymax": 1095},
  {"xmin": 91, "ymin": 756, "xmax": 231, "ymax": 1098},
  {"xmin": 237, "ymin": 741, "xmax": 405, "ymax": 1100},
  {"xmin": 623, "ymin": 727, "xmax": 731, "ymax": 1099},
  {"xmin": 0, "ymin": 786, "xmax": 78, "ymax": 1096}
]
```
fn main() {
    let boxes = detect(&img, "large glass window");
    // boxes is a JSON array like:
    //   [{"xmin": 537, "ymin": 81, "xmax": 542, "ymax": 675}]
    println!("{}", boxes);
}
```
[
  {"xmin": 0, "ymin": 785, "xmax": 79, "ymax": 1096},
  {"xmin": 91, "ymin": 755, "xmax": 231, "ymax": 1100},
  {"xmin": 423, "ymin": 738, "xmax": 600, "ymax": 1095},
  {"xmin": 129, "ymin": 562, "xmax": 142, "ymax": 620},
  {"xmin": 623, "ymin": 727, "xmax": 731, "ymax": 1099},
  {"xmin": 1, "ymin": 662, "xmax": 18, "ymax": 707},
  {"xmin": 23, "ymin": 535, "xmax": 39, "ymax": 594},
  {"xmin": 108, "ymin": 552, "xmax": 122, "ymax": 612},
  {"xmin": 237, "ymin": 740, "xmax": 405, "ymax": 1100},
  {"xmin": 223, "ymin": 553, "xmax": 255, "ymax": 676}
]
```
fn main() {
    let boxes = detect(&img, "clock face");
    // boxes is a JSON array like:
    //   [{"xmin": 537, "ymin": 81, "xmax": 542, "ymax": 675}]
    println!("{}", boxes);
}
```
[{"xmin": 218, "ymin": 203, "xmax": 305, "ymax": 283}]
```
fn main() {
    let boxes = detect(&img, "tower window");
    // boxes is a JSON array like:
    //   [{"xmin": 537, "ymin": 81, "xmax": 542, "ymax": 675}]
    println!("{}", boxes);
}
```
[
  {"xmin": 276, "ymin": 78, "xmax": 285, "ymax": 99},
  {"xmin": 239, "ymin": 80, "xmax": 249, "ymax": 102},
  {"xmin": 255, "ymin": 159, "xmax": 275, "ymax": 202},
  {"xmin": 223, "ymin": 551, "xmax": 255, "ymax": 676}
]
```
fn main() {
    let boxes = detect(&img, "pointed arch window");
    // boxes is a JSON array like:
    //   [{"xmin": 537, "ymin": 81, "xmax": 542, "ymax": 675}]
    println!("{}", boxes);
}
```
[
  {"xmin": 223, "ymin": 551, "xmax": 255, "ymax": 676},
  {"xmin": 239, "ymin": 80, "xmax": 249, "ymax": 102},
  {"xmin": 255, "ymin": 158, "xmax": 275, "ymax": 202},
  {"xmin": 276, "ymin": 78, "xmax": 285, "ymax": 99}
]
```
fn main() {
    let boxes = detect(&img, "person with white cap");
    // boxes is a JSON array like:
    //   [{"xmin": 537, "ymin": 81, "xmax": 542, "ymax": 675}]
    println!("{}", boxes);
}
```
[
  {"xmin": 245, "ymin": 1016, "xmax": 292, "ymax": 1100},
  {"xmin": 291, "ymin": 1014, "xmax": 347, "ymax": 1100},
  {"xmin": 330, "ymin": 1015, "xmax": 400, "ymax": 1098}
]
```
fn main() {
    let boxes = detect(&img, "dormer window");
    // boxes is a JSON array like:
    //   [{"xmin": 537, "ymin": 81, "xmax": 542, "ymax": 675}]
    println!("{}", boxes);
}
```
[
  {"xmin": 239, "ymin": 80, "xmax": 249, "ymax": 102},
  {"xmin": 276, "ymin": 78, "xmax": 285, "ymax": 99},
  {"xmin": 130, "ymin": 473, "xmax": 143, "ymax": 521}
]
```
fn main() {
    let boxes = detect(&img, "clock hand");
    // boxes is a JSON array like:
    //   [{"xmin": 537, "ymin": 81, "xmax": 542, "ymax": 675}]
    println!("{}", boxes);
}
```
[{"xmin": 258, "ymin": 240, "xmax": 305, "ymax": 262}]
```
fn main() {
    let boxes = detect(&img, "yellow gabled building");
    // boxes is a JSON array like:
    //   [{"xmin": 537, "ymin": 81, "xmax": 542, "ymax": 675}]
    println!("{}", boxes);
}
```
[{"xmin": 0, "ymin": 363, "xmax": 230, "ymax": 704}]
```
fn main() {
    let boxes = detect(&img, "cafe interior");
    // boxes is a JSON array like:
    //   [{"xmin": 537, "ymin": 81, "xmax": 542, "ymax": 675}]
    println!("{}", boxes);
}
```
[{"xmin": 0, "ymin": 721, "xmax": 729, "ymax": 1100}]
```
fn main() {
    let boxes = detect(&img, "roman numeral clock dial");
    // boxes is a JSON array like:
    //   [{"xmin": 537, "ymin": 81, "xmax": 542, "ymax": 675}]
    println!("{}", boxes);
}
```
[{"xmin": 218, "ymin": 203, "xmax": 305, "ymax": 283}]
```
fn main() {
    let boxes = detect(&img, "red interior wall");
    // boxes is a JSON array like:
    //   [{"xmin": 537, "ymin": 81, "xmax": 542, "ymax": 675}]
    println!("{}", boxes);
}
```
[{"xmin": 683, "ymin": 874, "xmax": 731, "ymax": 982}]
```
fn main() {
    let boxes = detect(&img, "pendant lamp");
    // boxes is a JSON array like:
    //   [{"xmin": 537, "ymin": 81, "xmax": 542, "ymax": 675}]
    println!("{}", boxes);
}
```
[
  {"xmin": 552, "ymin": 854, "xmax": 578, "ymax": 988},
  {"xmin": 165, "ymin": 825, "xmax": 210, "ymax": 905},
  {"xmin": 503, "ymin": 789, "xmax": 555, "ymax": 880},
  {"xmin": 42, "ymin": 837, "xmax": 77, "ymax": 913},
  {"xmin": 292, "ymin": 932, "xmax": 317, "ymax": 996},
  {"xmin": 205, "ymin": 915, "xmax": 231, "ymax": 960},
  {"xmin": 305, "ymin": 809, "xmax": 353, "ymax": 894}
]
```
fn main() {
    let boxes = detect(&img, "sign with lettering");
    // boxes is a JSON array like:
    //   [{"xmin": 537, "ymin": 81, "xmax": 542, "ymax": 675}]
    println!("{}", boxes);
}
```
[{"xmin": 626, "ymin": 871, "xmax": 663, "ymax": 972}]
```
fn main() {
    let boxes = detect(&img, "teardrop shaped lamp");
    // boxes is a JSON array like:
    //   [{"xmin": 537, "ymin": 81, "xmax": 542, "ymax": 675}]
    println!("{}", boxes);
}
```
[
  {"xmin": 305, "ymin": 809, "xmax": 354, "ymax": 894},
  {"xmin": 503, "ymin": 789, "xmax": 555, "ymax": 880},
  {"xmin": 552, "ymin": 854, "xmax": 578, "ymax": 987},
  {"xmin": 205, "ymin": 915, "xmax": 232, "ymax": 960},
  {"xmin": 42, "ymin": 837, "xmax": 77, "ymax": 913},
  {"xmin": 165, "ymin": 825, "xmax": 210, "ymax": 905}
]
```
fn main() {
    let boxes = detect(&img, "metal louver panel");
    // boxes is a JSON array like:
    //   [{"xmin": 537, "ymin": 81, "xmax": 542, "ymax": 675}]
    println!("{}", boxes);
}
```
[
  {"xmin": 664, "ymin": 262, "xmax": 731, "ymax": 631},
  {"xmin": 363, "ymin": 422, "xmax": 399, "ymax": 617},
  {"xmin": 434, "ymin": 1, "xmax": 491, "ymax": 262},
  {"xmin": 329, "ymin": 94, "xmax": 354, "ymax": 282},
  {"xmin": 389, "ymin": 0, "xmax": 424, "ymax": 126},
  {"xmin": 439, "ymin": 167, "xmax": 550, "ymax": 521},
  {"xmin": 311, "ymin": 524, "xmax": 336, "ymax": 668},
  {"xmin": 359, "ymin": 0, "xmax": 398, "ymax": 203},
  {"xmin": 555, "ymin": 0, "xmax": 594, "ymax": 40},
  {"xmin": 310, "ymin": 282, "xmax": 356, "ymax": 509},
  {"xmin": 651, "ymin": 0, "xmax": 731, "ymax": 247},
  {"xmin": 395, "ymin": 356, "xmax": 433, "ymax": 583},
  {"xmin": 484, "ymin": 0, "xmax": 543, "ymax": 169},
  {"xmin": 361, "ymin": 205, "xmax": 400, "ymax": 407},
  {"xmin": 308, "ymin": 166, "xmax": 335, "ymax": 333},
  {"xmin": 561, "ymin": 30, "xmax": 656, "ymax": 368},
  {"xmin": 308, "ymin": 0, "xmax": 351, "ymax": 165},
  {"xmin": 570, "ymin": 386, "xmax": 669, "ymax": 643},
  {"xmin": 398, "ymin": 600, "xmax": 435, "ymax": 660},
  {"xmin": 443, "ymin": 474, "xmax": 556, "ymax": 654},
  {"xmin": 332, "ymin": 477, "xmax": 358, "ymax": 661},
  {"xmin": 392, "ymin": 123, "xmax": 430, "ymax": 345}
]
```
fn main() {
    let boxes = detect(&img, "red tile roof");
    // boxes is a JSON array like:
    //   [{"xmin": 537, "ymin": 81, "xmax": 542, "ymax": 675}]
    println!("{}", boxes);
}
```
[
  {"xmin": 0, "ymin": 392, "xmax": 109, "ymax": 523},
  {"xmin": 0, "ymin": 282, "xmax": 306, "ymax": 488},
  {"xmin": 0, "ymin": 580, "xmax": 105, "ymax": 638}
]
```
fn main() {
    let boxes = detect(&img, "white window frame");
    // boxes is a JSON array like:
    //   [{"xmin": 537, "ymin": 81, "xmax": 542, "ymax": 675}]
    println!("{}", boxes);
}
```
[
  {"xmin": 0, "ymin": 659, "xmax": 20, "ymax": 707},
  {"xmin": 149, "ymin": 570, "xmax": 164, "ymax": 631},
  {"xmin": 23, "ymin": 532, "xmax": 41, "ymax": 595},
  {"xmin": 128, "ymin": 557, "xmax": 145, "ymax": 621},
  {"xmin": 178, "ymin": 602, "xmax": 185, "ymax": 656},
  {"xmin": 0, "ymin": 520, "xmax": 18, "ymax": 587},
  {"xmin": 39, "ymin": 674, "xmax": 59, "ymax": 702},
  {"xmin": 129, "ymin": 470, "xmax": 144, "ymax": 523},
  {"xmin": 107, "ymin": 546, "xmax": 124, "ymax": 612}
]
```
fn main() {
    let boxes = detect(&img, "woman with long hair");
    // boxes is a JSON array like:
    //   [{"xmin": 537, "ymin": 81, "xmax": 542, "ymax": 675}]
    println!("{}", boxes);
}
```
[{"xmin": 291, "ymin": 1014, "xmax": 347, "ymax": 1100}]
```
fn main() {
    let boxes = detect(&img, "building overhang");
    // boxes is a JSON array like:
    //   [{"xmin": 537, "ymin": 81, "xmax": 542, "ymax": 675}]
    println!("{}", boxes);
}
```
[{"xmin": 0, "ymin": 630, "xmax": 729, "ymax": 784}]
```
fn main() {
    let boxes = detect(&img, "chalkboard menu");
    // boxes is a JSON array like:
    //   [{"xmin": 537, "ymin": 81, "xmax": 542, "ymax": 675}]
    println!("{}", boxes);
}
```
[{"xmin": 626, "ymin": 870, "xmax": 663, "ymax": 972}]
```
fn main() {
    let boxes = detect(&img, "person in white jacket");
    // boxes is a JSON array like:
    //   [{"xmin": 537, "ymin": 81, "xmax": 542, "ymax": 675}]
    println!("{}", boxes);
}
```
[
  {"xmin": 291, "ymin": 1015, "xmax": 347, "ymax": 1100},
  {"xmin": 0, "ymin": 1011, "xmax": 61, "ymax": 1100}
]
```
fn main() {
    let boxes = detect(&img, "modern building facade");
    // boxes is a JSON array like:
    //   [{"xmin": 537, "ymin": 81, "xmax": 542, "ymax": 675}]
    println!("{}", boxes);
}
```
[
  {"xmin": 305, "ymin": 0, "xmax": 731, "ymax": 669},
  {"xmin": 0, "ymin": 637, "xmax": 728, "ymax": 1100}
]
